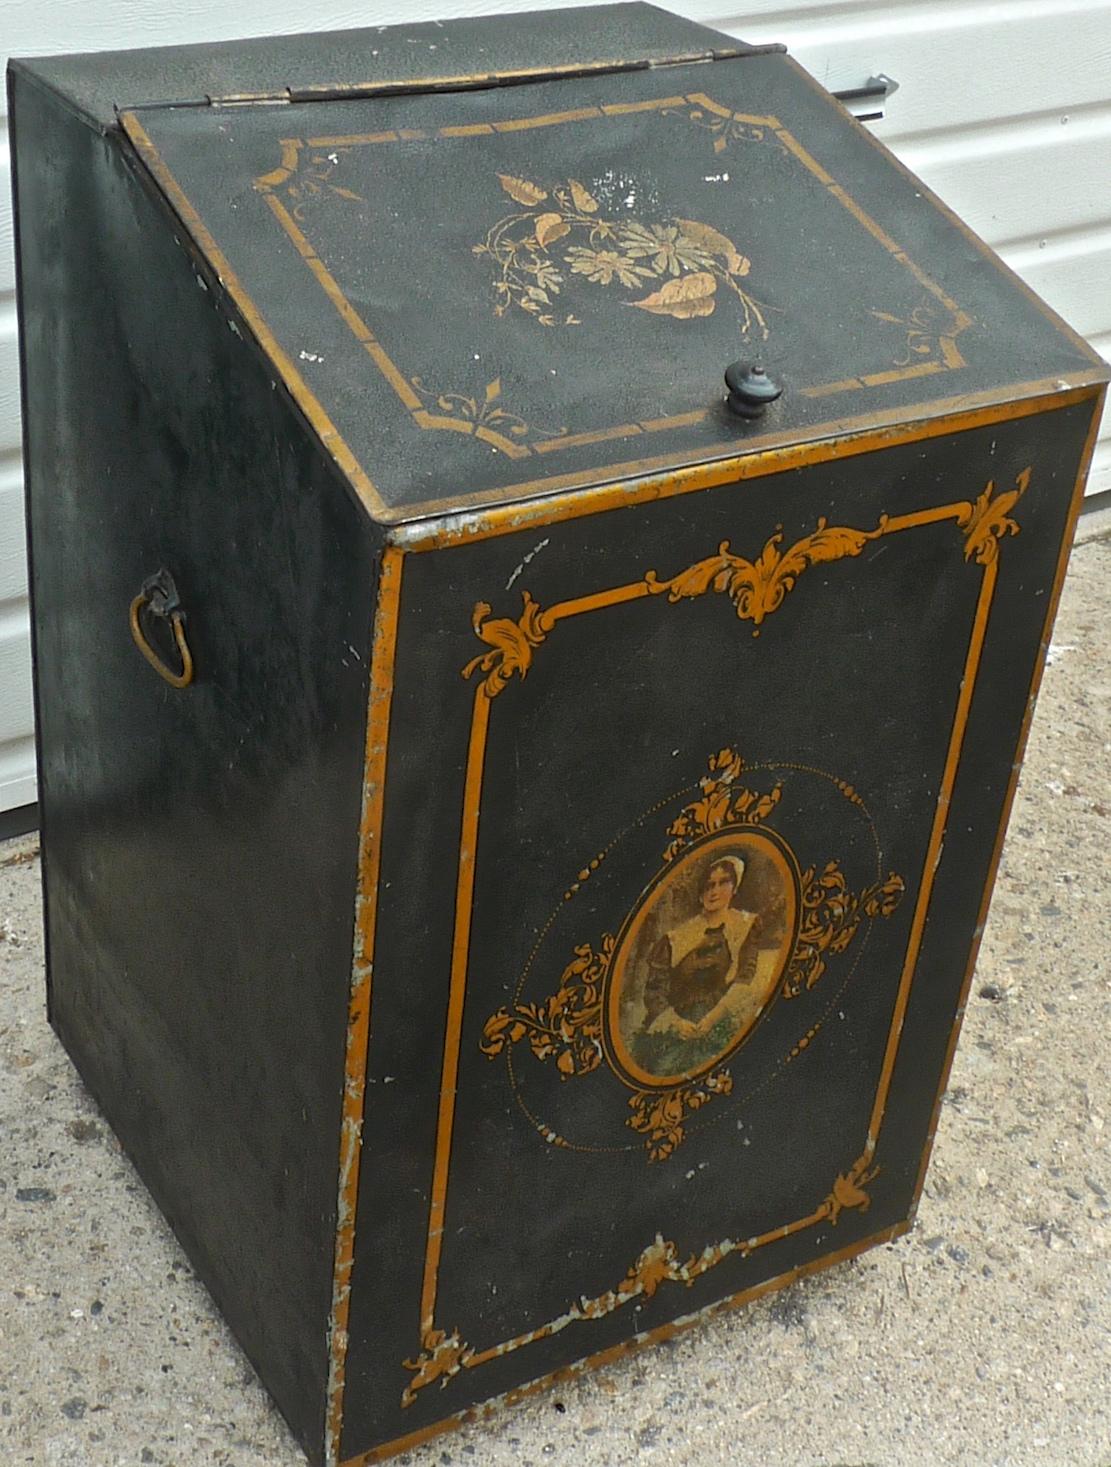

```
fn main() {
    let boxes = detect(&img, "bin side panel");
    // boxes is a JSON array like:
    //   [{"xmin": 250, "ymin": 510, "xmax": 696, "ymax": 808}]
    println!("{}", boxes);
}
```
[{"xmin": 11, "ymin": 70, "xmax": 379, "ymax": 1463}]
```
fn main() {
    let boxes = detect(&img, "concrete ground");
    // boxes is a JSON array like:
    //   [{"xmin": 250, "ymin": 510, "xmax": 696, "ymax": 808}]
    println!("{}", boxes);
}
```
[{"xmin": 1, "ymin": 524, "xmax": 1108, "ymax": 1467}]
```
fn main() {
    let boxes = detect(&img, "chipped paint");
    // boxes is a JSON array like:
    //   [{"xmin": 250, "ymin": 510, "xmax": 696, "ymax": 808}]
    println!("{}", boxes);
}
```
[
  {"xmin": 906, "ymin": 386, "xmax": 1105, "ymax": 1216},
  {"xmin": 343, "ymin": 1221, "xmax": 909, "ymax": 1466},
  {"xmin": 385, "ymin": 385, "xmax": 1104, "ymax": 551},
  {"xmin": 505, "ymin": 537, "xmax": 550, "ymax": 590},
  {"xmin": 325, "ymin": 547, "xmax": 405, "ymax": 1467},
  {"xmin": 388, "ymin": 457, "xmax": 1057, "ymax": 1441},
  {"xmin": 400, "ymin": 1125, "xmax": 882, "ymax": 1410}
]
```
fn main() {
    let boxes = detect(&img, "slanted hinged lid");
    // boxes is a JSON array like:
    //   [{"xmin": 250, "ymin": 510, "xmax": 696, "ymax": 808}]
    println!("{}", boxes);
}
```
[{"xmin": 115, "ymin": 34, "xmax": 1106, "ymax": 527}]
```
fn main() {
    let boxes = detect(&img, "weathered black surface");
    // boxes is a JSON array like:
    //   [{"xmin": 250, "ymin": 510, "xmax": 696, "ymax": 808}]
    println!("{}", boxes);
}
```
[
  {"xmin": 114, "ymin": 56, "xmax": 1104, "ymax": 522},
  {"xmin": 11, "ymin": 66, "xmax": 377, "ymax": 1462},
  {"xmin": 10, "ymin": 5, "xmax": 1109, "ymax": 1465},
  {"xmin": 12, "ymin": 3, "xmax": 750, "ymax": 130},
  {"xmin": 335, "ymin": 400, "xmax": 1097, "ymax": 1456}
]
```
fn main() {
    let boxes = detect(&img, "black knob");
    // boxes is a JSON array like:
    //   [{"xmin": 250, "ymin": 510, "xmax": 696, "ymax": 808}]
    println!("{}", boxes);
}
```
[{"xmin": 724, "ymin": 362, "xmax": 782, "ymax": 419}]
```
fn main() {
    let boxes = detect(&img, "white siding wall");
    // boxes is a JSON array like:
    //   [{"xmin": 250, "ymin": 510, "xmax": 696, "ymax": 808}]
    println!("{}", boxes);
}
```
[{"xmin": 2, "ymin": 0, "xmax": 1109, "ymax": 812}]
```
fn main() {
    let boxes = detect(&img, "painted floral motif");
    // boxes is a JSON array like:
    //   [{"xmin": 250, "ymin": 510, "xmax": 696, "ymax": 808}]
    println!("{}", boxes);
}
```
[
  {"xmin": 473, "ymin": 174, "xmax": 769, "ymax": 339},
  {"xmin": 663, "ymin": 100, "xmax": 772, "ymax": 154},
  {"xmin": 255, "ymin": 142, "xmax": 365, "ymax": 222},
  {"xmin": 871, "ymin": 297, "xmax": 972, "ymax": 370},
  {"xmin": 409, "ymin": 373, "xmax": 567, "ymax": 454}
]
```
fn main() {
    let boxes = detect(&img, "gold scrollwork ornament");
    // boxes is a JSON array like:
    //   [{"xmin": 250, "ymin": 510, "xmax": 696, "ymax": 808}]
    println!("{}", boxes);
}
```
[
  {"xmin": 645, "ymin": 518, "xmax": 888, "ymax": 636},
  {"xmin": 462, "ymin": 591, "xmax": 551, "ymax": 698},
  {"xmin": 400, "ymin": 1326, "xmax": 474, "ymax": 1408},
  {"xmin": 482, "ymin": 748, "xmax": 904, "ymax": 1162},
  {"xmin": 957, "ymin": 466, "xmax": 1030, "ymax": 566},
  {"xmin": 399, "ymin": 1145, "xmax": 881, "ymax": 1405}
]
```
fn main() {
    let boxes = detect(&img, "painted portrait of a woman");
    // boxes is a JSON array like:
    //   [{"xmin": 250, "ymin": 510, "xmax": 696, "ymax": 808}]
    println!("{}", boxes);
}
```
[
  {"xmin": 631, "ymin": 854, "xmax": 764, "ymax": 1077},
  {"xmin": 606, "ymin": 835, "xmax": 796, "ymax": 1085}
]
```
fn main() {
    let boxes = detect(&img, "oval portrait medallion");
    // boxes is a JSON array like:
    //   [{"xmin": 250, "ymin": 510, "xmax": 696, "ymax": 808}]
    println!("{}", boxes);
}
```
[{"xmin": 605, "ymin": 830, "xmax": 800, "ymax": 1089}]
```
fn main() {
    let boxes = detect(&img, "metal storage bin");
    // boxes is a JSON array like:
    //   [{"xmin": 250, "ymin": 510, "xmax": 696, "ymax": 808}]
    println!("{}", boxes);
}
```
[{"xmin": 9, "ymin": 5, "xmax": 1107, "ymax": 1463}]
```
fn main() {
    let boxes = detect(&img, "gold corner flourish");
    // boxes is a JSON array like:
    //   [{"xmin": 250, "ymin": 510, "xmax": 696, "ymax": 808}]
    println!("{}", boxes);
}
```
[
  {"xmin": 254, "ymin": 140, "xmax": 365, "ymax": 219},
  {"xmin": 400, "ymin": 1138, "xmax": 886, "ymax": 1405},
  {"xmin": 462, "ymin": 591, "xmax": 551, "ymax": 697},
  {"xmin": 410, "ymin": 373, "xmax": 568, "ymax": 456},
  {"xmin": 821, "ymin": 1153, "xmax": 881, "ymax": 1225},
  {"xmin": 401, "ymin": 1326, "xmax": 474, "ymax": 1407},
  {"xmin": 957, "ymin": 466, "xmax": 1030, "ymax": 565},
  {"xmin": 871, "ymin": 296, "xmax": 972, "ymax": 372},
  {"xmin": 662, "ymin": 96, "xmax": 778, "ymax": 154}
]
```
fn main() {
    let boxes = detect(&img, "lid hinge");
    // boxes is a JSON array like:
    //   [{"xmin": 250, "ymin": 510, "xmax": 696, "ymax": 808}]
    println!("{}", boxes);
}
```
[
  {"xmin": 210, "ymin": 90, "xmax": 292, "ymax": 107},
  {"xmin": 117, "ymin": 42, "xmax": 791, "ymax": 117},
  {"xmin": 202, "ymin": 45, "xmax": 788, "ymax": 108}
]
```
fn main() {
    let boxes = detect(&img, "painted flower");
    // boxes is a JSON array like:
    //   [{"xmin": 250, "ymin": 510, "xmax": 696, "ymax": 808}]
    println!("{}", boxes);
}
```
[
  {"xmin": 566, "ymin": 246, "xmax": 652, "ymax": 287},
  {"xmin": 522, "ymin": 257, "xmax": 564, "ymax": 293},
  {"xmin": 618, "ymin": 222, "xmax": 715, "ymax": 276}
]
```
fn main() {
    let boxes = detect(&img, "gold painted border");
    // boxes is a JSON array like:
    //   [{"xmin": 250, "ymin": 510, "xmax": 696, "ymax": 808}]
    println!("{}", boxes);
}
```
[
  {"xmin": 402, "ymin": 484, "xmax": 1000, "ymax": 1409},
  {"xmin": 333, "ymin": 387, "xmax": 1103, "ymax": 1463},
  {"xmin": 397, "ymin": 386, "xmax": 1101, "ymax": 549},
  {"xmin": 325, "ymin": 548, "xmax": 405, "ymax": 1465},
  {"xmin": 120, "ymin": 112, "xmax": 389, "ymax": 523},
  {"xmin": 344, "ymin": 1219, "xmax": 909, "ymax": 1467},
  {"xmin": 907, "ymin": 386, "xmax": 1108, "ymax": 1212},
  {"xmin": 120, "ymin": 110, "xmax": 1105, "ymax": 533},
  {"xmin": 255, "ymin": 90, "xmax": 971, "ymax": 461}
]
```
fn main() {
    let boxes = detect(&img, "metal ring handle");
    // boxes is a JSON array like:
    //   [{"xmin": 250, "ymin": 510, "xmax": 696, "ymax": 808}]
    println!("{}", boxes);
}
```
[{"xmin": 129, "ymin": 573, "xmax": 195, "ymax": 689}]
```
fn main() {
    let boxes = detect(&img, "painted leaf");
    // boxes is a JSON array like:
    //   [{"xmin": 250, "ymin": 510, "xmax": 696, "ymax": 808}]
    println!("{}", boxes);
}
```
[
  {"xmin": 630, "ymin": 272, "xmax": 718, "ymax": 319},
  {"xmin": 535, "ymin": 212, "xmax": 571, "ymax": 248},
  {"xmin": 569, "ymin": 178, "xmax": 599, "ymax": 213},
  {"xmin": 674, "ymin": 218, "xmax": 750, "ymax": 277},
  {"xmin": 498, "ymin": 173, "xmax": 548, "ymax": 206},
  {"xmin": 485, "ymin": 378, "xmax": 501, "ymax": 403}
]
